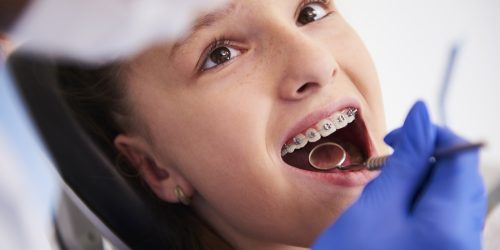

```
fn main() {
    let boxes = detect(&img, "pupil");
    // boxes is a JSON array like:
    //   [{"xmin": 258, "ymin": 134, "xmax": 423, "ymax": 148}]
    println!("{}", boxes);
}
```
[
  {"xmin": 298, "ymin": 6, "xmax": 317, "ymax": 24},
  {"xmin": 210, "ymin": 47, "xmax": 231, "ymax": 65}
]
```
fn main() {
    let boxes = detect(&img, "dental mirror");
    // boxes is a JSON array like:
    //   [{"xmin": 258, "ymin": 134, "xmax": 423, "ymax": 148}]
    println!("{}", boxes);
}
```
[{"xmin": 308, "ymin": 142, "xmax": 347, "ymax": 170}]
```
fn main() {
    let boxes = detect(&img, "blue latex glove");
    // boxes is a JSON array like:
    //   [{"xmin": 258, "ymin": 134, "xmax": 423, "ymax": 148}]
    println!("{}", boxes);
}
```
[{"xmin": 313, "ymin": 101, "xmax": 486, "ymax": 250}]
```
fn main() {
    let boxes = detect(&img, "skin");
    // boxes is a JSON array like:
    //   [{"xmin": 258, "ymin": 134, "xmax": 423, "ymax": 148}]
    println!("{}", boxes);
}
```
[
  {"xmin": 114, "ymin": 0, "xmax": 388, "ymax": 249},
  {"xmin": 0, "ymin": 34, "xmax": 16, "ymax": 59}
]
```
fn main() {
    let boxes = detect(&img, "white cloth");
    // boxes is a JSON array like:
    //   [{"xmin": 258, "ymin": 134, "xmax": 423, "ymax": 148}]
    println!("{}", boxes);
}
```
[
  {"xmin": 11, "ymin": 0, "xmax": 227, "ymax": 62},
  {"xmin": 0, "ymin": 67, "xmax": 57, "ymax": 250}
]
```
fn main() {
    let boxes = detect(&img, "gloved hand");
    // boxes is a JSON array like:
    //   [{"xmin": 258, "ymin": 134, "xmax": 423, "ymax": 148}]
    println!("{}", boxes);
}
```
[{"xmin": 313, "ymin": 101, "xmax": 486, "ymax": 250}]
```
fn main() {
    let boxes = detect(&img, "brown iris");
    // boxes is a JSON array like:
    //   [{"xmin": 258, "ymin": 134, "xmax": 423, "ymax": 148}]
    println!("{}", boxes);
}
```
[
  {"xmin": 298, "ymin": 6, "xmax": 318, "ymax": 25},
  {"xmin": 209, "ymin": 47, "xmax": 231, "ymax": 65}
]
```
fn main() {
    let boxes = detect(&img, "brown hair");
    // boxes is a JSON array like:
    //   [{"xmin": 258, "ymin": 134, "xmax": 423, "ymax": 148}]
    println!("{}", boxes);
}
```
[{"xmin": 55, "ymin": 60, "xmax": 233, "ymax": 250}]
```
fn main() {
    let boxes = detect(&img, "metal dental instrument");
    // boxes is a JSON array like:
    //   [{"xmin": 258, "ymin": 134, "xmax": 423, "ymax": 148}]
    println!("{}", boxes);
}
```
[
  {"xmin": 308, "ymin": 142, "xmax": 347, "ymax": 170},
  {"xmin": 339, "ymin": 142, "xmax": 486, "ymax": 171},
  {"xmin": 308, "ymin": 141, "xmax": 485, "ymax": 171}
]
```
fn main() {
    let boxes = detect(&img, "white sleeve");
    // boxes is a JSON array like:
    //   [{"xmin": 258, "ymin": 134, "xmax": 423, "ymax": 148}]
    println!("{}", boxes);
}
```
[
  {"xmin": 10, "ymin": 0, "xmax": 227, "ymax": 62},
  {"xmin": 0, "ymin": 67, "xmax": 57, "ymax": 250}
]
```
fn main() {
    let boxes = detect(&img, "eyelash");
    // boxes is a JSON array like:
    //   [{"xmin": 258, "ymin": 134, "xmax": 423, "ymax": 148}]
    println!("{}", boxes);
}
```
[
  {"xmin": 197, "ymin": 0, "xmax": 333, "ymax": 73},
  {"xmin": 298, "ymin": 0, "xmax": 331, "ymax": 13},
  {"xmin": 207, "ymin": 37, "xmax": 231, "ymax": 57},
  {"xmin": 299, "ymin": 0, "xmax": 333, "ymax": 19},
  {"xmin": 197, "ymin": 37, "xmax": 234, "ymax": 72}
]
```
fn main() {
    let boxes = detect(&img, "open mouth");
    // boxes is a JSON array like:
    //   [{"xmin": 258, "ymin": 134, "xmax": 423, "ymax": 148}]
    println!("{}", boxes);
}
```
[{"xmin": 281, "ymin": 107, "xmax": 372, "ymax": 172}]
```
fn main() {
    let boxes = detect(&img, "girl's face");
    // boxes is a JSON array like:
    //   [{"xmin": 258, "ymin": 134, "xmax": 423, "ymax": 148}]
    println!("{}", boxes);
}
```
[{"xmin": 120, "ymin": 0, "xmax": 387, "ymax": 248}]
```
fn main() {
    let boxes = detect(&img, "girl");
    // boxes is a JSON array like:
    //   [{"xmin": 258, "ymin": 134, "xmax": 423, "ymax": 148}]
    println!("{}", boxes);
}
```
[{"xmin": 57, "ymin": 0, "xmax": 394, "ymax": 248}]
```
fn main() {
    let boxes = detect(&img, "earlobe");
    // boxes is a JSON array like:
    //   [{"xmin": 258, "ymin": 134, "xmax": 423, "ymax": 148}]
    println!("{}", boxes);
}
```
[
  {"xmin": 174, "ymin": 186, "xmax": 191, "ymax": 205},
  {"xmin": 114, "ymin": 134, "xmax": 193, "ymax": 204}
]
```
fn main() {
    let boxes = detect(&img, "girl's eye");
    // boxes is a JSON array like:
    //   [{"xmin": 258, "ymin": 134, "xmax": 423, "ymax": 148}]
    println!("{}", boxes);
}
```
[
  {"xmin": 297, "ymin": 3, "xmax": 329, "ymax": 25},
  {"xmin": 201, "ymin": 45, "xmax": 242, "ymax": 71}
]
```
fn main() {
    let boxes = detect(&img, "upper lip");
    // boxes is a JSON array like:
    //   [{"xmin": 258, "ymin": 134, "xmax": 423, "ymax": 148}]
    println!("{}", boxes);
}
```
[{"xmin": 278, "ymin": 97, "xmax": 362, "ymax": 152}]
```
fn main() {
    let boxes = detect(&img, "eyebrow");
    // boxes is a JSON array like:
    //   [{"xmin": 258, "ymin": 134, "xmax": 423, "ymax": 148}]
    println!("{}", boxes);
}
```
[{"xmin": 169, "ymin": 2, "xmax": 236, "ymax": 58}]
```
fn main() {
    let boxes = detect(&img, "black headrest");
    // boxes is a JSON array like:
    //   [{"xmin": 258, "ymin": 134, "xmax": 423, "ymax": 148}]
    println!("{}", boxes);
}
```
[{"xmin": 6, "ymin": 52, "xmax": 170, "ymax": 249}]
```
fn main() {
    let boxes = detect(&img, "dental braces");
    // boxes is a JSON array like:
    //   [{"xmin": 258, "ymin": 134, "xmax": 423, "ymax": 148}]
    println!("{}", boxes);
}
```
[{"xmin": 281, "ymin": 107, "xmax": 358, "ymax": 156}]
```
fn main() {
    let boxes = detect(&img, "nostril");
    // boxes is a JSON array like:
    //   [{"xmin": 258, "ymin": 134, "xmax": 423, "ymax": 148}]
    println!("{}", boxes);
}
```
[
  {"xmin": 297, "ymin": 85, "xmax": 307, "ymax": 93},
  {"xmin": 297, "ymin": 82, "xmax": 316, "ymax": 94}
]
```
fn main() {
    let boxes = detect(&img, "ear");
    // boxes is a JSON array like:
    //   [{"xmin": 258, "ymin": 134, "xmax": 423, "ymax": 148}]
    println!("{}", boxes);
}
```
[{"xmin": 114, "ymin": 134, "xmax": 193, "ymax": 204}]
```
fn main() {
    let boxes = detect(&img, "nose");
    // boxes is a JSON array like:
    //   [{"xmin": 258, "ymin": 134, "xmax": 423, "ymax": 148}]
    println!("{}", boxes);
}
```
[{"xmin": 274, "ymin": 28, "xmax": 338, "ymax": 101}]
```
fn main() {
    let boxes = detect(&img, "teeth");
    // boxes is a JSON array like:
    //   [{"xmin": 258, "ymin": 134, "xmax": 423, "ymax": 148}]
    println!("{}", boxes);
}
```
[
  {"xmin": 292, "ymin": 133, "xmax": 308, "ymax": 149},
  {"xmin": 331, "ymin": 112, "xmax": 348, "ymax": 129},
  {"xmin": 343, "ymin": 108, "xmax": 357, "ymax": 123},
  {"xmin": 344, "ymin": 113, "xmax": 354, "ymax": 123},
  {"xmin": 317, "ymin": 119, "xmax": 336, "ymax": 137},
  {"xmin": 283, "ymin": 143, "xmax": 296, "ymax": 156},
  {"xmin": 305, "ymin": 128, "xmax": 321, "ymax": 143},
  {"xmin": 282, "ymin": 107, "xmax": 358, "ymax": 157},
  {"xmin": 281, "ymin": 147, "xmax": 288, "ymax": 156}
]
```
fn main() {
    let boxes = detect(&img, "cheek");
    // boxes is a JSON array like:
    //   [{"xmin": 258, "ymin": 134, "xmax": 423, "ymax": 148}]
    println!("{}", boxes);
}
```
[
  {"xmin": 146, "ymin": 88, "xmax": 307, "ymax": 229},
  {"xmin": 338, "ymin": 43, "xmax": 387, "ymax": 150},
  {"xmin": 319, "ymin": 16, "xmax": 383, "ymax": 113},
  {"xmin": 146, "ymin": 84, "xmax": 275, "ymax": 185},
  {"xmin": 322, "ymin": 21, "xmax": 387, "ymax": 149},
  {"xmin": 335, "ymin": 34, "xmax": 380, "ymax": 98}
]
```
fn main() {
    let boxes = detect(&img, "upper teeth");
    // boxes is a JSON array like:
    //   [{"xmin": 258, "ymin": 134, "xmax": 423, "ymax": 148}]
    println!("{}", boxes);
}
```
[{"xmin": 281, "ymin": 107, "xmax": 358, "ymax": 156}]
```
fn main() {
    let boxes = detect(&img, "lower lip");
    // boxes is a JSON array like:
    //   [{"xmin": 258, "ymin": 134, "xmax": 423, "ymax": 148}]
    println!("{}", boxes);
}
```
[{"xmin": 283, "ymin": 162, "xmax": 379, "ymax": 187}]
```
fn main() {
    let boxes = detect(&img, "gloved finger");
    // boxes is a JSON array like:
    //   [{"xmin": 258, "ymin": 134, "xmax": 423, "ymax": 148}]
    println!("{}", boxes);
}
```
[
  {"xmin": 390, "ymin": 101, "xmax": 435, "ymax": 161},
  {"xmin": 362, "ymin": 101, "xmax": 437, "ymax": 212},
  {"xmin": 413, "ymin": 127, "xmax": 486, "ymax": 237},
  {"xmin": 384, "ymin": 128, "xmax": 402, "ymax": 146}
]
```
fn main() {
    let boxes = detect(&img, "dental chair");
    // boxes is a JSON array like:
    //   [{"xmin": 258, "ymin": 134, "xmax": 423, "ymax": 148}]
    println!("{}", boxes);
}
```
[{"xmin": 7, "ymin": 52, "xmax": 173, "ymax": 250}]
